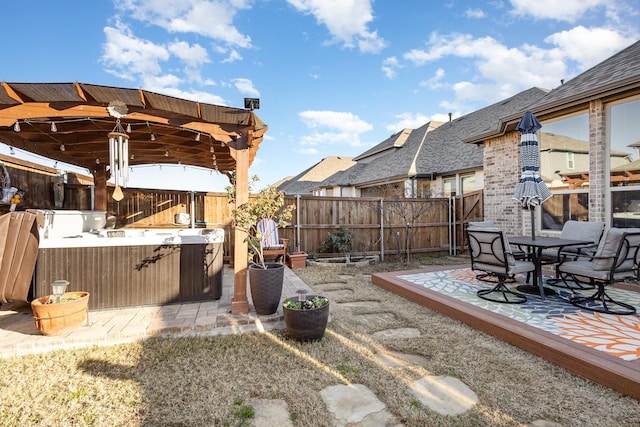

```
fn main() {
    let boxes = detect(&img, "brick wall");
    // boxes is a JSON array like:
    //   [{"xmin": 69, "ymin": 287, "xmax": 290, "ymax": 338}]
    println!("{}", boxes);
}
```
[
  {"xmin": 483, "ymin": 133, "xmax": 525, "ymax": 235},
  {"xmin": 589, "ymin": 99, "xmax": 606, "ymax": 222}
]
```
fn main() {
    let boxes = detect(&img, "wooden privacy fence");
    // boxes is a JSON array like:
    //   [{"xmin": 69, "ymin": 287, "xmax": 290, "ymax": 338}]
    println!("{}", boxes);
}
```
[
  {"xmin": 106, "ymin": 189, "xmax": 484, "ymax": 261},
  {"xmin": 1, "ymin": 154, "xmax": 483, "ymax": 260}
]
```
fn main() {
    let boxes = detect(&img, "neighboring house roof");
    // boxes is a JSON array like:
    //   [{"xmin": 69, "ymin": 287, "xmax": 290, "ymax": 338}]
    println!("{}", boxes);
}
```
[
  {"xmin": 354, "ymin": 127, "xmax": 427, "ymax": 162},
  {"xmin": 315, "ymin": 87, "xmax": 548, "ymax": 190},
  {"xmin": 416, "ymin": 87, "xmax": 548, "ymax": 176},
  {"xmin": 276, "ymin": 156, "xmax": 355, "ymax": 194}
]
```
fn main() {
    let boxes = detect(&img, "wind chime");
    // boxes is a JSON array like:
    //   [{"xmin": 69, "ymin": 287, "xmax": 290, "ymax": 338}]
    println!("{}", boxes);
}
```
[
  {"xmin": 107, "ymin": 101, "xmax": 129, "ymax": 201},
  {"xmin": 108, "ymin": 118, "xmax": 129, "ymax": 201}
]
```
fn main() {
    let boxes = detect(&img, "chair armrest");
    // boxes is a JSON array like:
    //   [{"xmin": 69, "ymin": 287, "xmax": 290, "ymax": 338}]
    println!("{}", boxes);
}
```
[{"xmin": 558, "ymin": 243, "xmax": 599, "ymax": 262}]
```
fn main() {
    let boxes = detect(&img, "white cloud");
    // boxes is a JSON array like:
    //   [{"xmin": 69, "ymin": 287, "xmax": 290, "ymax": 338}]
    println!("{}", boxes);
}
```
[
  {"xmin": 286, "ymin": 0, "xmax": 387, "ymax": 53},
  {"xmin": 298, "ymin": 110, "xmax": 373, "ymax": 147},
  {"xmin": 168, "ymin": 40, "xmax": 210, "ymax": 68},
  {"xmin": 399, "ymin": 26, "xmax": 636, "ymax": 109},
  {"xmin": 232, "ymin": 78, "xmax": 259, "ymax": 97},
  {"xmin": 221, "ymin": 49, "xmax": 243, "ymax": 63},
  {"xmin": 102, "ymin": 21, "xmax": 170, "ymax": 80},
  {"xmin": 298, "ymin": 147, "xmax": 319, "ymax": 155},
  {"xmin": 509, "ymin": 0, "xmax": 609, "ymax": 23},
  {"xmin": 385, "ymin": 113, "xmax": 431, "ymax": 133},
  {"xmin": 382, "ymin": 56, "xmax": 400, "ymax": 79},
  {"xmin": 544, "ymin": 26, "xmax": 637, "ymax": 69},
  {"xmin": 115, "ymin": 0, "xmax": 252, "ymax": 48},
  {"xmin": 419, "ymin": 68, "xmax": 446, "ymax": 89},
  {"xmin": 465, "ymin": 8, "xmax": 486, "ymax": 19}
]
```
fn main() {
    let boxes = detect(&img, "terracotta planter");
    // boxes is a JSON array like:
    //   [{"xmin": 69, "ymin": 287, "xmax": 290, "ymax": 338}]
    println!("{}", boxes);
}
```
[
  {"xmin": 31, "ymin": 292, "xmax": 90, "ymax": 336},
  {"xmin": 283, "ymin": 296, "xmax": 330, "ymax": 341},
  {"xmin": 287, "ymin": 252, "xmax": 308, "ymax": 269},
  {"xmin": 249, "ymin": 263, "xmax": 284, "ymax": 315}
]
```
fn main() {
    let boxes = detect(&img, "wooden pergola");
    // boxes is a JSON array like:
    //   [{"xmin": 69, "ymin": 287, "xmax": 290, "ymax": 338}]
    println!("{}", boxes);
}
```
[{"xmin": 0, "ymin": 82, "xmax": 263, "ymax": 314}]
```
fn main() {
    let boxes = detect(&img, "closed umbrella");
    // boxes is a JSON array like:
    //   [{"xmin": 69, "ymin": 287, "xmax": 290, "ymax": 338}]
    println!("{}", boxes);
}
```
[{"xmin": 512, "ymin": 111, "xmax": 552, "ymax": 239}]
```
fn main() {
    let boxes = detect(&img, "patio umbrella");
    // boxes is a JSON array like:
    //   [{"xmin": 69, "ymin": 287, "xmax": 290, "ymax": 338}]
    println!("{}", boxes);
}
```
[{"xmin": 512, "ymin": 111, "xmax": 552, "ymax": 239}]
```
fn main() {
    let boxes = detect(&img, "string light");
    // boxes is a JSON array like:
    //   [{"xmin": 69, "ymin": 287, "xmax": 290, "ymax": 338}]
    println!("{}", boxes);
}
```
[
  {"xmin": 195, "ymin": 132, "xmax": 200, "ymax": 142},
  {"xmin": 51, "ymin": 122, "xmax": 57, "ymax": 132},
  {"xmin": 150, "ymin": 133, "xmax": 156, "ymax": 141},
  {"xmin": 13, "ymin": 121, "xmax": 20, "ymax": 132},
  {"xmin": 126, "ymin": 123, "xmax": 132, "ymax": 133},
  {"xmin": 59, "ymin": 144, "xmax": 65, "ymax": 151}
]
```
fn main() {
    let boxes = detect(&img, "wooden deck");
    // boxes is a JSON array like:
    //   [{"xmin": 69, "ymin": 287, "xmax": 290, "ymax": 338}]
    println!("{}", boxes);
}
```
[{"xmin": 371, "ymin": 267, "xmax": 640, "ymax": 401}]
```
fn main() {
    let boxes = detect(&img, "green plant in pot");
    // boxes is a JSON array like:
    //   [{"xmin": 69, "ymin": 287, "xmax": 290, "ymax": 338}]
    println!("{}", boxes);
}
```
[
  {"xmin": 228, "ymin": 175, "xmax": 295, "ymax": 315},
  {"xmin": 283, "ymin": 290, "xmax": 330, "ymax": 341}
]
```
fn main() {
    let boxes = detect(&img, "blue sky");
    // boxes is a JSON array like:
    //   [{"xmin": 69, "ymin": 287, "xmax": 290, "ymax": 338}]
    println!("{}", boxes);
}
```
[{"xmin": 1, "ymin": 0, "xmax": 638, "ymax": 192}]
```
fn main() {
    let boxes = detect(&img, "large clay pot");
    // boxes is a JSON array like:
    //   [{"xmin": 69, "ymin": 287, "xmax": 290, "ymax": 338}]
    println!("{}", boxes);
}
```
[
  {"xmin": 31, "ymin": 292, "xmax": 90, "ymax": 336},
  {"xmin": 249, "ymin": 263, "xmax": 284, "ymax": 315},
  {"xmin": 283, "ymin": 296, "xmax": 330, "ymax": 341}
]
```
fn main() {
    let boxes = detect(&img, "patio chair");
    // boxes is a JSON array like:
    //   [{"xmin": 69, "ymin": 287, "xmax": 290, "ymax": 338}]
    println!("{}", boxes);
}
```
[
  {"xmin": 467, "ymin": 228, "xmax": 535, "ymax": 304},
  {"xmin": 467, "ymin": 221, "xmax": 527, "ymax": 283},
  {"xmin": 541, "ymin": 220, "xmax": 605, "ymax": 287},
  {"xmin": 557, "ymin": 228, "xmax": 640, "ymax": 315},
  {"xmin": 256, "ymin": 218, "xmax": 288, "ymax": 263}
]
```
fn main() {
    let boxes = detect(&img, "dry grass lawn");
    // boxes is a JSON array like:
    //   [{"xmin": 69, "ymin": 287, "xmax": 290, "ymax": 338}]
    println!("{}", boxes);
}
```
[{"xmin": 1, "ymin": 256, "xmax": 639, "ymax": 426}]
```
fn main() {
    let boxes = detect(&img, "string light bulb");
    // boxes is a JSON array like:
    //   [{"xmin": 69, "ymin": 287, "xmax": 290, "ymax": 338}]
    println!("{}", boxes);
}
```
[
  {"xmin": 13, "ymin": 121, "xmax": 20, "ymax": 132},
  {"xmin": 51, "ymin": 122, "xmax": 57, "ymax": 132},
  {"xmin": 60, "ymin": 144, "xmax": 65, "ymax": 151},
  {"xmin": 126, "ymin": 123, "xmax": 132, "ymax": 133},
  {"xmin": 195, "ymin": 132, "xmax": 201, "ymax": 142},
  {"xmin": 150, "ymin": 133, "xmax": 156, "ymax": 141}
]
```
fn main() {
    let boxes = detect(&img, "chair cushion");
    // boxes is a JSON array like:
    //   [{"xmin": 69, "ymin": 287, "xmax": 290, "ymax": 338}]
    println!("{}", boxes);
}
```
[
  {"xmin": 591, "ymin": 228, "xmax": 640, "ymax": 270},
  {"xmin": 560, "ymin": 220, "xmax": 605, "ymax": 243},
  {"xmin": 559, "ymin": 260, "xmax": 610, "ymax": 280},
  {"xmin": 468, "ymin": 221, "xmax": 495, "ymax": 229}
]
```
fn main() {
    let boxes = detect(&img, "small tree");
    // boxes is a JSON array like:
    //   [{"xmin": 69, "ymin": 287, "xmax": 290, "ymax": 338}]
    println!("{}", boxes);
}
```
[{"xmin": 227, "ymin": 175, "xmax": 295, "ymax": 269}]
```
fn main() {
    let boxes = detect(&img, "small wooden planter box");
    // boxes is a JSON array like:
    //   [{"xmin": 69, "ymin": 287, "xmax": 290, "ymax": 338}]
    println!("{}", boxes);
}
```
[{"xmin": 287, "ymin": 252, "xmax": 308, "ymax": 269}]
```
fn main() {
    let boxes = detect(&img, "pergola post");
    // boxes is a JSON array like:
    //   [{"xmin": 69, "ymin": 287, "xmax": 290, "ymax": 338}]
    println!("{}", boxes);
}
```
[
  {"xmin": 92, "ymin": 164, "xmax": 108, "ymax": 211},
  {"xmin": 230, "ymin": 134, "xmax": 250, "ymax": 315}
]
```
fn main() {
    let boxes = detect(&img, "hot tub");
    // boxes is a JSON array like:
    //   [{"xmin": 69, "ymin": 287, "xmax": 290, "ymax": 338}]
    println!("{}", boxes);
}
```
[{"xmin": 34, "ymin": 227, "xmax": 225, "ymax": 310}]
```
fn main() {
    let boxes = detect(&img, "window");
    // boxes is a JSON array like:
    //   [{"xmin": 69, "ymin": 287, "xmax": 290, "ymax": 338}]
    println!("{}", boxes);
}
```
[
  {"xmin": 461, "ymin": 175, "xmax": 476, "ymax": 194},
  {"xmin": 539, "ymin": 113, "xmax": 589, "ymax": 230},
  {"xmin": 566, "ymin": 152, "xmax": 575, "ymax": 170},
  {"xmin": 443, "ymin": 177, "xmax": 456, "ymax": 197},
  {"xmin": 608, "ymin": 97, "xmax": 640, "ymax": 228}
]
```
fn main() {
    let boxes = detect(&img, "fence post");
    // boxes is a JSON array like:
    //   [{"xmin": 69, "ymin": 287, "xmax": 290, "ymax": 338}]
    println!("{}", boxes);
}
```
[
  {"xmin": 296, "ymin": 194, "xmax": 301, "ymax": 252},
  {"xmin": 449, "ymin": 196, "xmax": 457, "ymax": 255},
  {"xmin": 379, "ymin": 198, "xmax": 384, "ymax": 261}
]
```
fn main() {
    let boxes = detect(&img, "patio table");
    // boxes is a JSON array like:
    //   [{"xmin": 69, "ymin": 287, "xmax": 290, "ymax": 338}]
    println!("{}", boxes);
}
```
[{"xmin": 507, "ymin": 236, "xmax": 593, "ymax": 299}]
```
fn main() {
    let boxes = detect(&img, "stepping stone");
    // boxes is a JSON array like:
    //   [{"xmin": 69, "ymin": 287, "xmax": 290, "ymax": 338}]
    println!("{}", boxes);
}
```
[
  {"xmin": 409, "ymin": 376, "xmax": 478, "ymax": 416},
  {"xmin": 354, "ymin": 312, "xmax": 397, "ymax": 328},
  {"xmin": 320, "ymin": 383, "xmax": 401, "ymax": 426},
  {"xmin": 250, "ymin": 398, "xmax": 293, "ymax": 427},
  {"xmin": 372, "ymin": 327, "xmax": 421, "ymax": 339}
]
